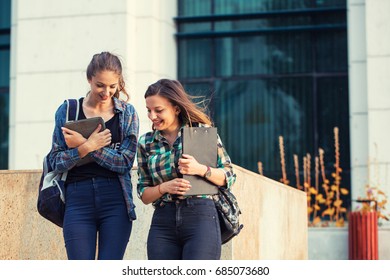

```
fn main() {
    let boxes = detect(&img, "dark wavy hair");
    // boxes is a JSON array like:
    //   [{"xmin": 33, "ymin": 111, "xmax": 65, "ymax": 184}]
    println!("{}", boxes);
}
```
[{"xmin": 144, "ymin": 79, "xmax": 212, "ymax": 127}]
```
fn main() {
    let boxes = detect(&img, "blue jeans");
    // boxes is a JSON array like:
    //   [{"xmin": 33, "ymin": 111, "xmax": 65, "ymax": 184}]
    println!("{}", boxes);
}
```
[
  {"xmin": 63, "ymin": 176, "xmax": 132, "ymax": 260},
  {"xmin": 147, "ymin": 197, "xmax": 221, "ymax": 260}
]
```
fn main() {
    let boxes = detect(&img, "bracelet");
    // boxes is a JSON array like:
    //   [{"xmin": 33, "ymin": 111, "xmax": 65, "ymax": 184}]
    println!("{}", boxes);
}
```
[{"xmin": 157, "ymin": 184, "xmax": 164, "ymax": 195}]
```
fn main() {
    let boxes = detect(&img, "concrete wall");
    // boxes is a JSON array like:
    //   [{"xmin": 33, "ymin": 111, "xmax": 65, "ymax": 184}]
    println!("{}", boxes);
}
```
[
  {"xmin": 0, "ymin": 165, "xmax": 308, "ymax": 260},
  {"xmin": 9, "ymin": 0, "xmax": 177, "ymax": 170},
  {"xmin": 348, "ymin": 0, "xmax": 390, "ymax": 214},
  {"xmin": 309, "ymin": 226, "xmax": 390, "ymax": 260},
  {"xmin": 365, "ymin": 0, "xmax": 390, "ymax": 208},
  {"xmin": 348, "ymin": 0, "xmax": 369, "ymax": 202},
  {"xmin": 231, "ymin": 166, "xmax": 308, "ymax": 260}
]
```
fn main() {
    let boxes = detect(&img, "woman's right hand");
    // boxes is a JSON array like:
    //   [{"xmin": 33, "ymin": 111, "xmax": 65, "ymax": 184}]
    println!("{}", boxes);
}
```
[
  {"xmin": 141, "ymin": 178, "xmax": 192, "ymax": 205},
  {"xmin": 62, "ymin": 127, "xmax": 86, "ymax": 148},
  {"xmin": 160, "ymin": 178, "xmax": 192, "ymax": 196}
]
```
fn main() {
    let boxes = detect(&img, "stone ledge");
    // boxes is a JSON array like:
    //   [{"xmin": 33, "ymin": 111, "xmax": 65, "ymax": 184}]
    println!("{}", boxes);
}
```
[{"xmin": 0, "ymin": 165, "xmax": 308, "ymax": 260}]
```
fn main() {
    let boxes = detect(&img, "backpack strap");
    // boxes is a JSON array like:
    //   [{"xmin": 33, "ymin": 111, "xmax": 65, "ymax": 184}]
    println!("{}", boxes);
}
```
[{"xmin": 65, "ymin": 99, "xmax": 79, "ymax": 122}]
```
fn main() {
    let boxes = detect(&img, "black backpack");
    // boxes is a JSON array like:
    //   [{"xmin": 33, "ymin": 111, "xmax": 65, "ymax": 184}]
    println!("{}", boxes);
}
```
[
  {"xmin": 37, "ymin": 99, "xmax": 78, "ymax": 227},
  {"xmin": 213, "ymin": 186, "xmax": 244, "ymax": 244}
]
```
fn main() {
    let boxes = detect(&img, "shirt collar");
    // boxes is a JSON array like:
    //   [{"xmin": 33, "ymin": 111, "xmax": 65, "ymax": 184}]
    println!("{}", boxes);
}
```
[
  {"xmin": 113, "ymin": 97, "xmax": 125, "ymax": 113},
  {"xmin": 149, "ymin": 124, "xmax": 187, "ymax": 144}
]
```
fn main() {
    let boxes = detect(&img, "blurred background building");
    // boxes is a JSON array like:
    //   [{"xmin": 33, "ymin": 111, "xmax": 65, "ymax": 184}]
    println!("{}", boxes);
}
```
[{"xmin": 0, "ymin": 0, "xmax": 389, "ymax": 259}]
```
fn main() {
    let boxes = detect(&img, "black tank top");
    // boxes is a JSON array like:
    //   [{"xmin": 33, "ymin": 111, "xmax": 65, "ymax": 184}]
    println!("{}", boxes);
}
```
[{"xmin": 66, "ymin": 98, "xmax": 121, "ymax": 183}]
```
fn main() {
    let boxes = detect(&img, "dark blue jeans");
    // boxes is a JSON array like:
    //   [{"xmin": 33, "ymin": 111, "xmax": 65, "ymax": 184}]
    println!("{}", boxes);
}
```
[
  {"xmin": 63, "ymin": 176, "xmax": 132, "ymax": 260},
  {"xmin": 147, "ymin": 197, "xmax": 221, "ymax": 260}
]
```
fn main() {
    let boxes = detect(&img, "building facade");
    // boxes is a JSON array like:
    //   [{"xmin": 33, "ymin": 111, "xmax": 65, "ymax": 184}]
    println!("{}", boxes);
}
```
[{"xmin": 0, "ymin": 0, "xmax": 389, "ymax": 258}]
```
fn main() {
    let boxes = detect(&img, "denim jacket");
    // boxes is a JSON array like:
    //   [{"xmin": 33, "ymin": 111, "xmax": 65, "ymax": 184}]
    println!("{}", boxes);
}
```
[{"xmin": 49, "ymin": 97, "xmax": 139, "ymax": 221}]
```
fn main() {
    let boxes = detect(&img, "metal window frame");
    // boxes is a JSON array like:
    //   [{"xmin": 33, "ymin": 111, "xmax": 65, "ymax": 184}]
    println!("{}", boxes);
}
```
[
  {"xmin": 175, "ymin": 7, "xmax": 346, "ymax": 23},
  {"xmin": 0, "ymin": 28, "xmax": 10, "ymax": 50}
]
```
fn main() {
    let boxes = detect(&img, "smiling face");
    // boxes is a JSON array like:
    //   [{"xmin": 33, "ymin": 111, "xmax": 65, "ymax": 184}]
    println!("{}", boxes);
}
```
[
  {"xmin": 145, "ymin": 94, "xmax": 181, "ymax": 134},
  {"xmin": 88, "ymin": 70, "xmax": 119, "ymax": 103}
]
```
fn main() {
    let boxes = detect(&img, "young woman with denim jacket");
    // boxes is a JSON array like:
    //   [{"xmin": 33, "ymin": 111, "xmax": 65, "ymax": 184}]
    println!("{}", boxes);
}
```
[
  {"xmin": 49, "ymin": 52, "xmax": 139, "ymax": 259},
  {"xmin": 137, "ymin": 79, "xmax": 236, "ymax": 260}
]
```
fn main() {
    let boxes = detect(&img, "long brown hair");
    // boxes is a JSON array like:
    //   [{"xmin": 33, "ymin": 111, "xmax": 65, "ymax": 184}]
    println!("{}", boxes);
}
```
[
  {"xmin": 86, "ymin": 52, "xmax": 129, "ymax": 101},
  {"xmin": 144, "ymin": 79, "xmax": 212, "ymax": 127}
]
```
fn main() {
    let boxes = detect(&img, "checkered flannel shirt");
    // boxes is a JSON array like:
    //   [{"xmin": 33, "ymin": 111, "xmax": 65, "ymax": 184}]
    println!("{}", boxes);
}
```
[{"xmin": 137, "ymin": 124, "xmax": 236, "ymax": 206}]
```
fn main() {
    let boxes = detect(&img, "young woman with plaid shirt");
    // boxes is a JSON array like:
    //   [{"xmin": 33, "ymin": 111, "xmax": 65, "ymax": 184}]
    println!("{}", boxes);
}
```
[
  {"xmin": 137, "ymin": 79, "xmax": 236, "ymax": 260},
  {"xmin": 50, "ymin": 52, "xmax": 139, "ymax": 259}
]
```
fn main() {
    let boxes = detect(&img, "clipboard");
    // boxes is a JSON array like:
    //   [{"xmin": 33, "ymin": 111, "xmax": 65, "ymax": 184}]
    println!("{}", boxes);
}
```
[
  {"xmin": 182, "ymin": 126, "xmax": 218, "ymax": 195},
  {"xmin": 64, "ymin": 117, "xmax": 106, "ymax": 166}
]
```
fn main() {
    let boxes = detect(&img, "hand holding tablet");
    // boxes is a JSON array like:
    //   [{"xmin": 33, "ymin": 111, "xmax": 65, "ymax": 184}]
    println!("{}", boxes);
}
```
[{"xmin": 64, "ymin": 117, "xmax": 106, "ymax": 166}]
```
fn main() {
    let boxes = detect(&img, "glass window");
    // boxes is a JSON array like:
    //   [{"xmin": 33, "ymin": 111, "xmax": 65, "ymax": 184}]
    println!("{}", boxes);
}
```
[
  {"xmin": 212, "ymin": 78, "xmax": 314, "ymax": 178},
  {"xmin": 0, "ymin": 0, "xmax": 11, "ymax": 169},
  {"xmin": 0, "ymin": 92, "xmax": 9, "ymax": 168},
  {"xmin": 316, "ymin": 30, "xmax": 348, "ymax": 72},
  {"xmin": 178, "ymin": 0, "xmax": 211, "ymax": 16},
  {"xmin": 181, "ymin": 0, "xmax": 350, "ymax": 16},
  {"xmin": 0, "ymin": 49, "xmax": 10, "ymax": 87},
  {"xmin": 0, "ymin": 0, "xmax": 11, "ymax": 29},
  {"xmin": 317, "ymin": 77, "xmax": 350, "ymax": 172},
  {"xmin": 179, "ymin": 39, "xmax": 212, "ymax": 78},
  {"xmin": 177, "ymin": 0, "xmax": 349, "ymax": 202},
  {"xmin": 215, "ymin": 34, "xmax": 312, "ymax": 76},
  {"xmin": 214, "ymin": 0, "xmax": 346, "ymax": 14}
]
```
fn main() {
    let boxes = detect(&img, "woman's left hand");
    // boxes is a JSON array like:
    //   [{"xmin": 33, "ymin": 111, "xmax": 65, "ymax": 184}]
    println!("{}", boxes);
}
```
[{"xmin": 178, "ymin": 154, "xmax": 205, "ymax": 176}]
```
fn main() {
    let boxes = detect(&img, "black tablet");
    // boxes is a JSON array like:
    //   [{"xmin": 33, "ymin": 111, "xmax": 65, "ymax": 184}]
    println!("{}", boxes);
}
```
[{"xmin": 64, "ymin": 117, "xmax": 105, "ymax": 138}]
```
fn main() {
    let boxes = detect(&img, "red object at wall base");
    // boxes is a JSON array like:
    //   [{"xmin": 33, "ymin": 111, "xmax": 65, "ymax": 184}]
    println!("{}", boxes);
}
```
[{"xmin": 348, "ymin": 211, "xmax": 378, "ymax": 260}]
